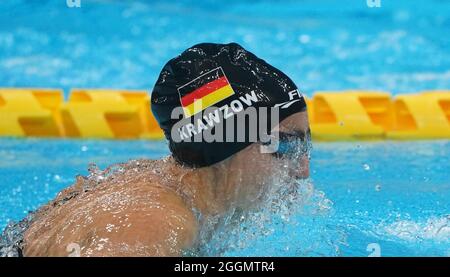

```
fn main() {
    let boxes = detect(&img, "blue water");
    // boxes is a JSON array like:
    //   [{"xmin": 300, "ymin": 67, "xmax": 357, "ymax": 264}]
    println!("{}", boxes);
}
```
[
  {"xmin": 1, "ymin": 0, "xmax": 450, "ymax": 256},
  {"xmin": 0, "ymin": 138, "xmax": 449, "ymax": 256},
  {"xmin": 0, "ymin": 0, "xmax": 450, "ymax": 95}
]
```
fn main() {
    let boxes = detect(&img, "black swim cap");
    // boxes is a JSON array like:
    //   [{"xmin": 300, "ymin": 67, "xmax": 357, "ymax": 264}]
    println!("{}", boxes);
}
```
[{"xmin": 151, "ymin": 42, "xmax": 306, "ymax": 167}]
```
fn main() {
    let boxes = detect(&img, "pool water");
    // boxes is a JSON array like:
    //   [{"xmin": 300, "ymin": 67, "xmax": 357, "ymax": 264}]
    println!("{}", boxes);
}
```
[
  {"xmin": 0, "ymin": 138, "xmax": 449, "ymax": 256},
  {"xmin": 1, "ymin": 0, "xmax": 449, "ymax": 256},
  {"xmin": 1, "ymin": 0, "xmax": 449, "ymax": 95}
]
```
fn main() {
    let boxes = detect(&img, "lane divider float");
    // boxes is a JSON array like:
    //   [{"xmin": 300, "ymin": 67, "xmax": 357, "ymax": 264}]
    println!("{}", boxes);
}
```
[{"xmin": 0, "ymin": 88, "xmax": 449, "ymax": 140}]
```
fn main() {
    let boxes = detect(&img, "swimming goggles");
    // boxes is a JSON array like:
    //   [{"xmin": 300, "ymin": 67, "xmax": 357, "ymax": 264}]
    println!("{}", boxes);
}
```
[{"xmin": 262, "ymin": 129, "xmax": 312, "ymax": 160}]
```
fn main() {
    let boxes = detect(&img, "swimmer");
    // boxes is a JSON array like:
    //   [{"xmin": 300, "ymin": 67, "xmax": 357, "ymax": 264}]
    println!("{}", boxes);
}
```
[{"xmin": 18, "ymin": 43, "xmax": 310, "ymax": 256}]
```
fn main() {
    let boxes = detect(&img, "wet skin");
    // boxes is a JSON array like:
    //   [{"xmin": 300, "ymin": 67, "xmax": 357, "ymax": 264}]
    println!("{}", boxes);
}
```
[{"xmin": 23, "ymin": 111, "xmax": 310, "ymax": 256}]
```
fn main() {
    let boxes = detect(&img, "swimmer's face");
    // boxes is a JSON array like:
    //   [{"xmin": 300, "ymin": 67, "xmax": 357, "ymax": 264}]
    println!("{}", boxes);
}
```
[
  {"xmin": 273, "ymin": 111, "xmax": 311, "ymax": 179},
  {"xmin": 231, "ymin": 111, "xmax": 311, "ymax": 184}
]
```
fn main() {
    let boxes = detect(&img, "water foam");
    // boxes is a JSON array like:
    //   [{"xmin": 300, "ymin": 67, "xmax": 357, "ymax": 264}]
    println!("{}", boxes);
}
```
[
  {"xmin": 191, "ymin": 175, "xmax": 338, "ymax": 257},
  {"xmin": 382, "ymin": 215, "xmax": 450, "ymax": 242}
]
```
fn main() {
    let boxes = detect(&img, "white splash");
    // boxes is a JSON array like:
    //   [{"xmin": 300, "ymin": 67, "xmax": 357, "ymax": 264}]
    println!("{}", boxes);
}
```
[{"xmin": 382, "ymin": 215, "xmax": 450, "ymax": 242}]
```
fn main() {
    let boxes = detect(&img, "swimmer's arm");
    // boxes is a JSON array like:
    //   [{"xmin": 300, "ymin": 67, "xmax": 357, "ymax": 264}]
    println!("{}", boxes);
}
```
[
  {"xmin": 120, "ymin": 208, "xmax": 196, "ymax": 256},
  {"xmin": 91, "ymin": 188, "xmax": 198, "ymax": 257},
  {"xmin": 25, "ymin": 207, "xmax": 197, "ymax": 257},
  {"xmin": 23, "ymin": 185, "xmax": 198, "ymax": 257}
]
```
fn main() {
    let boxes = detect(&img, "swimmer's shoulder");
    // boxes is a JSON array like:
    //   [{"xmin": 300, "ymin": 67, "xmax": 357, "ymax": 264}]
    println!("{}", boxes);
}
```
[
  {"xmin": 24, "ymin": 158, "xmax": 198, "ymax": 257},
  {"xmin": 88, "ymin": 173, "xmax": 199, "ymax": 256}
]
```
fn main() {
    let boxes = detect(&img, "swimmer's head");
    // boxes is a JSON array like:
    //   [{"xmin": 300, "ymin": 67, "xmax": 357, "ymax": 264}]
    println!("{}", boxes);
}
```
[{"xmin": 151, "ymin": 42, "xmax": 309, "ymax": 175}]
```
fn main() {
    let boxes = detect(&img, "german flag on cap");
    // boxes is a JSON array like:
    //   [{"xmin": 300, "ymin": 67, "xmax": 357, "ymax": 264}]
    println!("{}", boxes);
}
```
[{"xmin": 177, "ymin": 67, "xmax": 235, "ymax": 117}]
